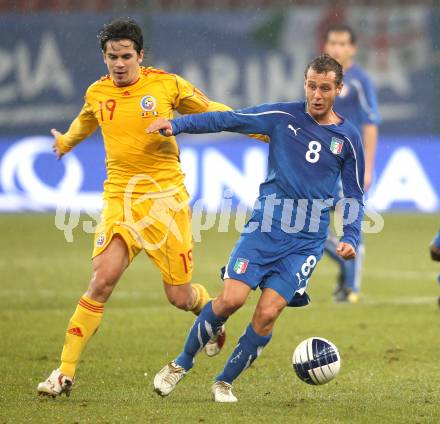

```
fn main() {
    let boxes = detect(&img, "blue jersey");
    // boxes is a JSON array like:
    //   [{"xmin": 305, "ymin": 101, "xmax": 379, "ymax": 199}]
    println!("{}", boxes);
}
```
[
  {"xmin": 433, "ymin": 230, "xmax": 440, "ymax": 250},
  {"xmin": 335, "ymin": 64, "xmax": 381, "ymax": 132},
  {"xmin": 171, "ymin": 101, "xmax": 365, "ymax": 251}
]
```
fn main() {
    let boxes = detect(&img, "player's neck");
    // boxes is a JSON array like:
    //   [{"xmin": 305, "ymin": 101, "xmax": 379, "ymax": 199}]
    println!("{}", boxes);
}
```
[
  {"xmin": 113, "ymin": 69, "xmax": 141, "ymax": 87},
  {"xmin": 311, "ymin": 109, "xmax": 342, "ymax": 126}
]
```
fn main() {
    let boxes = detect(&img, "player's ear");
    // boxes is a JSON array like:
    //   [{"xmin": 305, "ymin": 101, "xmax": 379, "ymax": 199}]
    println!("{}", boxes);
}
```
[{"xmin": 138, "ymin": 49, "xmax": 144, "ymax": 64}]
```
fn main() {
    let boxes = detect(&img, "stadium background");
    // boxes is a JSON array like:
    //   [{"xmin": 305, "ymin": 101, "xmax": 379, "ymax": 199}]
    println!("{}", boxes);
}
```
[
  {"xmin": 1, "ymin": 1, "xmax": 439, "ymax": 423},
  {"xmin": 1, "ymin": 0, "xmax": 439, "ymax": 213}
]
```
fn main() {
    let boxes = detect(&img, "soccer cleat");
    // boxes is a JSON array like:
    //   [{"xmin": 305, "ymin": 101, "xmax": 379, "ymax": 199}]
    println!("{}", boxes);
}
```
[
  {"xmin": 153, "ymin": 361, "xmax": 186, "ymax": 397},
  {"xmin": 334, "ymin": 288, "xmax": 360, "ymax": 304},
  {"xmin": 37, "ymin": 369, "xmax": 74, "ymax": 398},
  {"xmin": 205, "ymin": 325, "xmax": 226, "ymax": 357},
  {"xmin": 333, "ymin": 287, "xmax": 350, "ymax": 303},
  {"xmin": 212, "ymin": 381, "xmax": 237, "ymax": 403}
]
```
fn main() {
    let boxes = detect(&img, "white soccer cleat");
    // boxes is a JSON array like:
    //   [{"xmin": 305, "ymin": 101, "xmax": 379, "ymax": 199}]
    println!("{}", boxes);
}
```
[
  {"xmin": 37, "ymin": 369, "xmax": 74, "ymax": 398},
  {"xmin": 211, "ymin": 381, "xmax": 238, "ymax": 403},
  {"xmin": 205, "ymin": 325, "xmax": 226, "ymax": 357},
  {"xmin": 153, "ymin": 361, "xmax": 186, "ymax": 397}
]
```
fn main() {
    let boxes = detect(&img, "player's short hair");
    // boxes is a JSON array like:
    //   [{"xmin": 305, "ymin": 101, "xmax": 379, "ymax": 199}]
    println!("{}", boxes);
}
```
[
  {"xmin": 98, "ymin": 18, "xmax": 144, "ymax": 54},
  {"xmin": 304, "ymin": 54, "xmax": 343, "ymax": 86},
  {"xmin": 325, "ymin": 24, "xmax": 357, "ymax": 45}
]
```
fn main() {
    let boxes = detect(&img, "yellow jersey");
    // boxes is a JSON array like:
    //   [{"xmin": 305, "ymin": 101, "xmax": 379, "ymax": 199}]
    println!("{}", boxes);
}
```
[{"xmin": 57, "ymin": 66, "xmax": 231, "ymax": 196}]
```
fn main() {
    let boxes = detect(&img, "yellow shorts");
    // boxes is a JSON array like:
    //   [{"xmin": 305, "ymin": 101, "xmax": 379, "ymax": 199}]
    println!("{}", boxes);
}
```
[{"xmin": 92, "ymin": 189, "xmax": 193, "ymax": 285}]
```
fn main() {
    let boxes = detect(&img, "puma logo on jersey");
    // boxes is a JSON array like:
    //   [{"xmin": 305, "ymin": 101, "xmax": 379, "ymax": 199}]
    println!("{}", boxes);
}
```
[{"xmin": 288, "ymin": 125, "xmax": 301, "ymax": 136}]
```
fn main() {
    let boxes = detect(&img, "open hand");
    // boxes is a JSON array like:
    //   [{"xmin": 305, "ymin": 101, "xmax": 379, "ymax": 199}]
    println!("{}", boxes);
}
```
[
  {"xmin": 146, "ymin": 118, "xmax": 173, "ymax": 137},
  {"xmin": 51, "ymin": 128, "xmax": 64, "ymax": 160}
]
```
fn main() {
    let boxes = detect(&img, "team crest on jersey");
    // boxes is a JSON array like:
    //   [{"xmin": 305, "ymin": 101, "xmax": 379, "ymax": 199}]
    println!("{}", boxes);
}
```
[
  {"xmin": 233, "ymin": 258, "xmax": 249, "ymax": 274},
  {"xmin": 96, "ymin": 232, "xmax": 106, "ymax": 247},
  {"xmin": 140, "ymin": 95, "xmax": 157, "ymax": 112},
  {"xmin": 330, "ymin": 137, "xmax": 344, "ymax": 155}
]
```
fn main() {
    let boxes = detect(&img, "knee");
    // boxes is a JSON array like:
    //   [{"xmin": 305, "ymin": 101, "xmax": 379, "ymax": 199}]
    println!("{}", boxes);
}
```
[
  {"xmin": 164, "ymin": 283, "xmax": 194, "ymax": 311},
  {"xmin": 88, "ymin": 268, "xmax": 120, "ymax": 301},
  {"xmin": 165, "ymin": 287, "xmax": 192, "ymax": 311},
  {"xmin": 215, "ymin": 292, "xmax": 246, "ymax": 316},
  {"xmin": 253, "ymin": 305, "xmax": 280, "ymax": 328},
  {"xmin": 168, "ymin": 294, "xmax": 193, "ymax": 311}
]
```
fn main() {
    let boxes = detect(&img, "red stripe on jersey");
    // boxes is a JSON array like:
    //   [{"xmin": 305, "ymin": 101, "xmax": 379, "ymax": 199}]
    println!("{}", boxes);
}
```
[{"xmin": 142, "ymin": 67, "xmax": 170, "ymax": 76}]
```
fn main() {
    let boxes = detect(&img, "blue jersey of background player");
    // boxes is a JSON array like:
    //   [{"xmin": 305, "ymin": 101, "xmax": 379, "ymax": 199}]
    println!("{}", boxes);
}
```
[
  {"xmin": 324, "ymin": 24, "xmax": 380, "ymax": 303},
  {"xmin": 430, "ymin": 230, "xmax": 440, "ymax": 262},
  {"xmin": 148, "ymin": 55, "xmax": 365, "ymax": 402},
  {"xmin": 429, "ymin": 229, "xmax": 440, "ymax": 308}
]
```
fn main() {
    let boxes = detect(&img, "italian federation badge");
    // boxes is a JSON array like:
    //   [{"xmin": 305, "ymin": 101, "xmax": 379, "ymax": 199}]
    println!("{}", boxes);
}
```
[
  {"xmin": 233, "ymin": 258, "xmax": 249, "ymax": 274},
  {"xmin": 330, "ymin": 137, "xmax": 344, "ymax": 155}
]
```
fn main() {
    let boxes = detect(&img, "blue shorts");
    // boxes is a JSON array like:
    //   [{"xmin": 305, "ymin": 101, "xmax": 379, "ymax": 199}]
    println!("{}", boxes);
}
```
[{"xmin": 221, "ymin": 226, "xmax": 323, "ymax": 307}]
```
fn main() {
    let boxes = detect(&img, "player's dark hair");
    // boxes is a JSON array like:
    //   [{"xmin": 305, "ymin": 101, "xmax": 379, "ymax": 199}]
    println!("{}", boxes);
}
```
[
  {"xmin": 325, "ymin": 24, "xmax": 357, "ymax": 45},
  {"xmin": 305, "ymin": 54, "xmax": 344, "ymax": 86},
  {"xmin": 98, "ymin": 18, "xmax": 143, "ymax": 54}
]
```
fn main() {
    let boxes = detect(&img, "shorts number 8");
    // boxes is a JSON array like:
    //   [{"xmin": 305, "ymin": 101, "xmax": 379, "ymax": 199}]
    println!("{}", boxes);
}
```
[{"xmin": 301, "ymin": 255, "xmax": 317, "ymax": 277}]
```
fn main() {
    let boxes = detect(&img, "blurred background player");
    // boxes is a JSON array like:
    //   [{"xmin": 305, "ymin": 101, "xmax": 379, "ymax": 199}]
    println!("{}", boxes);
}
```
[
  {"xmin": 37, "ymin": 17, "xmax": 234, "ymax": 398},
  {"xmin": 429, "ymin": 229, "xmax": 440, "ymax": 261},
  {"xmin": 429, "ymin": 229, "xmax": 440, "ymax": 307},
  {"xmin": 323, "ymin": 24, "xmax": 381, "ymax": 303}
]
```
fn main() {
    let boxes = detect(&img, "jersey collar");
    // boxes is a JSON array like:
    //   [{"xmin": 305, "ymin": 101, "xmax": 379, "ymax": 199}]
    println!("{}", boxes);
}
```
[{"xmin": 303, "ymin": 101, "xmax": 345, "ymax": 127}]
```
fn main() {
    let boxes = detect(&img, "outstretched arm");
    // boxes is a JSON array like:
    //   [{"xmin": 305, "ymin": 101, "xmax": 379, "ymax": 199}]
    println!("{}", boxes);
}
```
[
  {"xmin": 147, "ymin": 104, "xmax": 283, "ymax": 137},
  {"xmin": 52, "ymin": 99, "xmax": 98, "ymax": 160},
  {"xmin": 173, "ymin": 74, "xmax": 268, "ymax": 142}
]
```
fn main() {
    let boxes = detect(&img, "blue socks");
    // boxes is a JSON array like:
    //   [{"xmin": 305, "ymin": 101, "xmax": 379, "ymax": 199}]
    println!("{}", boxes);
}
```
[
  {"xmin": 174, "ymin": 303, "xmax": 272, "ymax": 386},
  {"xmin": 175, "ymin": 301, "xmax": 227, "ymax": 371},
  {"xmin": 216, "ymin": 323, "xmax": 272, "ymax": 384}
]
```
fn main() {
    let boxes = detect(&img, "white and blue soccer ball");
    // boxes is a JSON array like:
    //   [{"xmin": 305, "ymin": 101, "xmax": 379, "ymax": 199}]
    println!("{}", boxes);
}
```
[{"xmin": 292, "ymin": 337, "xmax": 341, "ymax": 385}]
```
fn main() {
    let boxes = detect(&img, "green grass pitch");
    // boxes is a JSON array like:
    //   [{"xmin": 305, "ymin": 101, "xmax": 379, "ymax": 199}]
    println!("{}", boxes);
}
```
[{"xmin": 0, "ymin": 213, "xmax": 439, "ymax": 423}]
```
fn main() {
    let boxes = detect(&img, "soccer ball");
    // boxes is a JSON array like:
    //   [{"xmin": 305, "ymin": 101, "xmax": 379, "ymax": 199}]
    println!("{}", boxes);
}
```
[{"xmin": 292, "ymin": 337, "xmax": 341, "ymax": 385}]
